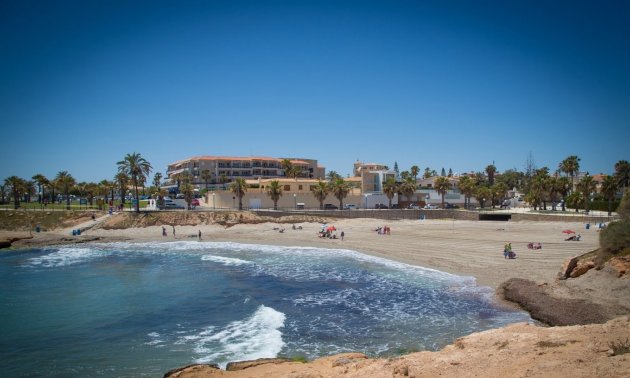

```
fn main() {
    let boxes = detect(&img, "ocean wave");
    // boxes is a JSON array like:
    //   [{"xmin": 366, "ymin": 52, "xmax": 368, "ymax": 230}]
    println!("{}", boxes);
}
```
[
  {"xmin": 25, "ymin": 247, "xmax": 109, "ymax": 268},
  {"xmin": 201, "ymin": 255, "xmax": 252, "ymax": 266},
  {"xmin": 188, "ymin": 305, "xmax": 286, "ymax": 368}
]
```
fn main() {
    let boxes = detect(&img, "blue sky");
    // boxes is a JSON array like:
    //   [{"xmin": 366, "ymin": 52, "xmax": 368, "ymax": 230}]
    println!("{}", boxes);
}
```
[{"xmin": 1, "ymin": 0, "xmax": 628, "ymax": 183}]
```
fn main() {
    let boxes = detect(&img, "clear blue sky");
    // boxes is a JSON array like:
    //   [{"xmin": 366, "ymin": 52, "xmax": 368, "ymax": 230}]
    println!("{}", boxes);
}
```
[{"xmin": 1, "ymin": 0, "xmax": 629, "ymax": 183}]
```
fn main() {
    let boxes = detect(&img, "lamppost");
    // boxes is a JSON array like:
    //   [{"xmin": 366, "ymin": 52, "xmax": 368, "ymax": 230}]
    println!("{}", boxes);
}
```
[
  {"xmin": 364, "ymin": 194, "xmax": 368, "ymax": 209},
  {"xmin": 482, "ymin": 198, "xmax": 486, "ymax": 209},
  {"xmin": 212, "ymin": 192, "xmax": 215, "ymax": 209},
  {"xmin": 425, "ymin": 194, "xmax": 429, "ymax": 207},
  {"xmin": 232, "ymin": 196, "xmax": 235, "ymax": 209},
  {"xmin": 293, "ymin": 193, "xmax": 297, "ymax": 209}
]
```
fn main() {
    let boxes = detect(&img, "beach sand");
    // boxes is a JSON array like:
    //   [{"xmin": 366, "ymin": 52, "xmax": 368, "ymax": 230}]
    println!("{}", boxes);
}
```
[{"xmin": 70, "ymin": 217, "xmax": 600, "ymax": 290}]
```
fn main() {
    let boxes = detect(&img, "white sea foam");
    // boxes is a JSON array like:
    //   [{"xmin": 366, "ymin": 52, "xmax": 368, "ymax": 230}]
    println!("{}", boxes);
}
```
[
  {"xmin": 190, "ymin": 305, "xmax": 286, "ymax": 368},
  {"xmin": 201, "ymin": 255, "xmax": 252, "ymax": 266},
  {"xmin": 26, "ymin": 247, "xmax": 108, "ymax": 268}
]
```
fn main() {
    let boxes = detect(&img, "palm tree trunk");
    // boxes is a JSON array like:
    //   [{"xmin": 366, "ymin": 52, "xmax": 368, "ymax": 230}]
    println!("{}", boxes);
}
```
[
  {"xmin": 66, "ymin": 187, "xmax": 71, "ymax": 210},
  {"xmin": 608, "ymin": 197, "xmax": 612, "ymax": 216},
  {"xmin": 134, "ymin": 179, "xmax": 140, "ymax": 213}
]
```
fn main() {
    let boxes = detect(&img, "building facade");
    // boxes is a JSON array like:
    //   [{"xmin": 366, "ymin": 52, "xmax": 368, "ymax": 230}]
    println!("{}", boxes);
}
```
[{"xmin": 165, "ymin": 156, "xmax": 325, "ymax": 188}]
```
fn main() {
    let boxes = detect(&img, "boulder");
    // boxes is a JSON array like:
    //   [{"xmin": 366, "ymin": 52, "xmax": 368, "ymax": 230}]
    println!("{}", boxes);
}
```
[
  {"xmin": 559, "ymin": 256, "xmax": 579, "ymax": 279},
  {"xmin": 569, "ymin": 260, "xmax": 595, "ymax": 278},
  {"xmin": 608, "ymin": 256, "xmax": 630, "ymax": 277},
  {"xmin": 226, "ymin": 358, "xmax": 291, "ymax": 371},
  {"xmin": 163, "ymin": 363, "xmax": 219, "ymax": 378}
]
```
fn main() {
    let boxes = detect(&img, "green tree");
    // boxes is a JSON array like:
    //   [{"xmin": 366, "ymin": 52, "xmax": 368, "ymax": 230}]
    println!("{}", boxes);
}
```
[
  {"xmin": 474, "ymin": 186, "xmax": 492, "ymax": 209},
  {"xmin": 327, "ymin": 170, "xmax": 341, "ymax": 182},
  {"xmin": 400, "ymin": 171, "xmax": 410, "ymax": 181},
  {"xmin": 600, "ymin": 175, "xmax": 619, "ymax": 216},
  {"xmin": 32, "ymin": 174, "xmax": 49, "ymax": 204},
  {"xmin": 54, "ymin": 171, "xmax": 76, "ymax": 210},
  {"xmin": 329, "ymin": 177, "xmax": 350, "ymax": 209},
  {"xmin": 117, "ymin": 152, "xmax": 153, "ymax": 213},
  {"xmin": 434, "ymin": 176, "xmax": 451, "ymax": 208},
  {"xmin": 179, "ymin": 172, "xmax": 195, "ymax": 210},
  {"xmin": 153, "ymin": 172, "xmax": 163, "ymax": 190},
  {"xmin": 410, "ymin": 165, "xmax": 420, "ymax": 181},
  {"xmin": 485, "ymin": 164, "xmax": 497, "ymax": 186},
  {"xmin": 382, "ymin": 177, "xmax": 399, "ymax": 208},
  {"xmin": 5, "ymin": 176, "xmax": 27, "ymax": 209},
  {"xmin": 577, "ymin": 174, "xmax": 597, "ymax": 213},
  {"xmin": 115, "ymin": 172, "xmax": 129, "ymax": 205},
  {"xmin": 557, "ymin": 176, "xmax": 571, "ymax": 211},
  {"xmin": 448, "ymin": 168, "xmax": 453, "ymax": 177},
  {"xmin": 266, "ymin": 180, "xmax": 283, "ymax": 210},
  {"xmin": 458, "ymin": 175, "xmax": 476, "ymax": 209},
  {"xmin": 200, "ymin": 169, "xmax": 211, "ymax": 191},
  {"xmin": 531, "ymin": 167, "xmax": 550, "ymax": 210},
  {"xmin": 230, "ymin": 177, "xmax": 247, "ymax": 210},
  {"xmin": 491, "ymin": 182, "xmax": 508, "ymax": 209},
  {"xmin": 614, "ymin": 160, "xmax": 630, "ymax": 193},
  {"xmin": 440, "ymin": 167, "xmax": 446, "ymax": 177},
  {"xmin": 423, "ymin": 167, "xmax": 431, "ymax": 179},
  {"xmin": 310, "ymin": 180, "xmax": 328, "ymax": 210},
  {"xmin": 400, "ymin": 176, "xmax": 417, "ymax": 204},
  {"xmin": 559, "ymin": 155, "xmax": 580, "ymax": 191}
]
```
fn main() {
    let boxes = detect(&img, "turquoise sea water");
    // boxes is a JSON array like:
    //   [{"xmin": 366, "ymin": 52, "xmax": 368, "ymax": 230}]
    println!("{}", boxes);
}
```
[{"xmin": 0, "ymin": 242, "xmax": 530, "ymax": 377}]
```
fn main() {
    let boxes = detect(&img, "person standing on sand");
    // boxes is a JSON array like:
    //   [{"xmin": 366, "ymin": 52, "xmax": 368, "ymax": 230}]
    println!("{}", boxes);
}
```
[
  {"xmin": 162, "ymin": 226, "xmax": 167, "ymax": 236},
  {"xmin": 198, "ymin": 230, "xmax": 202, "ymax": 241},
  {"xmin": 341, "ymin": 231, "xmax": 344, "ymax": 241},
  {"xmin": 172, "ymin": 225, "xmax": 176, "ymax": 238}
]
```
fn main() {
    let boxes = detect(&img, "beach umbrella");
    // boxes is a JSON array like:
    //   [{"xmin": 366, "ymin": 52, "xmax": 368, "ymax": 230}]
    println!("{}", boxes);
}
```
[
  {"xmin": 326, "ymin": 226, "xmax": 336, "ymax": 232},
  {"xmin": 562, "ymin": 230, "xmax": 575, "ymax": 234}
]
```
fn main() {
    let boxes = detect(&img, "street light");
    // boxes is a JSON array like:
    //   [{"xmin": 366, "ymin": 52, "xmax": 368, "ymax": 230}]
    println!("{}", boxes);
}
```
[
  {"xmin": 425, "ymin": 194, "xmax": 429, "ymax": 207},
  {"xmin": 293, "ymin": 193, "xmax": 297, "ymax": 209},
  {"xmin": 364, "ymin": 194, "xmax": 368, "ymax": 209},
  {"xmin": 212, "ymin": 192, "xmax": 215, "ymax": 209}
]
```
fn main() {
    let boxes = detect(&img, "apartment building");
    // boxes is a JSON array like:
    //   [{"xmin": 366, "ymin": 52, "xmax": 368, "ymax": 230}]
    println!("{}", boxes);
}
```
[{"xmin": 165, "ymin": 156, "xmax": 325, "ymax": 187}]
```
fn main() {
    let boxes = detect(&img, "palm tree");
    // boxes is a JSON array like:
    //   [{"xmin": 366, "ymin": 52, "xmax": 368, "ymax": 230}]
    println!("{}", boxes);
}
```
[
  {"xmin": 310, "ymin": 180, "xmax": 329, "ymax": 210},
  {"xmin": 600, "ymin": 175, "xmax": 619, "ymax": 216},
  {"xmin": 400, "ymin": 171, "xmax": 410, "ymax": 181},
  {"xmin": 557, "ymin": 176, "xmax": 571, "ymax": 211},
  {"xmin": 458, "ymin": 176, "xmax": 476, "ymax": 209},
  {"xmin": 382, "ymin": 177, "xmax": 398, "ymax": 208},
  {"xmin": 117, "ymin": 152, "xmax": 153, "ymax": 213},
  {"xmin": 434, "ymin": 176, "xmax": 450, "ymax": 208},
  {"xmin": 179, "ymin": 172, "xmax": 194, "ymax": 210},
  {"xmin": 230, "ymin": 177, "xmax": 247, "ymax": 210},
  {"xmin": 327, "ymin": 170, "xmax": 341, "ymax": 182},
  {"xmin": 153, "ymin": 172, "xmax": 163, "ymax": 190},
  {"xmin": 485, "ymin": 164, "xmax": 497, "ymax": 186},
  {"xmin": 400, "ymin": 177, "xmax": 417, "ymax": 204},
  {"xmin": 474, "ymin": 186, "xmax": 492, "ymax": 209},
  {"xmin": 32, "ymin": 174, "xmax": 49, "ymax": 204},
  {"xmin": 531, "ymin": 168, "xmax": 550, "ymax": 210},
  {"xmin": 559, "ymin": 155, "xmax": 580, "ymax": 191},
  {"xmin": 115, "ymin": 172, "xmax": 129, "ymax": 205},
  {"xmin": 577, "ymin": 174, "xmax": 597, "ymax": 213},
  {"xmin": 200, "ymin": 170, "xmax": 211, "ymax": 191},
  {"xmin": 491, "ymin": 182, "xmax": 508, "ymax": 209},
  {"xmin": 55, "ymin": 171, "xmax": 76, "ymax": 210},
  {"xmin": 4, "ymin": 176, "xmax": 27, "ymax": 209},
  {"xmin": 423, "ymin": 167, "xmax": 431, "ymax": 179},
  {"xmin": 614, "ymin": 160, "xmax": 630, "ymax": 193},
  {"xmin": 329, "ymin": 177, "xmax": 350, "ymax": 209},
  {"xmin": 266, "ymin": 180, "xmax": 283, "ymax": 210},
  {"xmin": 410, "ymin": 165, "xmax": 420, "ymax": 181}
]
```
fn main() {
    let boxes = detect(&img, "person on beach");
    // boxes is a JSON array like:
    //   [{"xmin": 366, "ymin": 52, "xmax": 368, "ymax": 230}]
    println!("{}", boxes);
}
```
[
  {"xmin": 162, "ymin": 226, "xmax": 167, "ymax": 236},
  {"xmin": 341, "ymin": 231, "xmax": 345, "ymax": 241},
  {"xmin": 503, "ymin": 242, "xmax": 510, "ymax": 259},
  {"xmin": 172, "ymin": 225, "xmax": 176, "ymax": 237},
  {"xmin": 198, "ymin": 230, "xmax": 202, "ymax": 240}
]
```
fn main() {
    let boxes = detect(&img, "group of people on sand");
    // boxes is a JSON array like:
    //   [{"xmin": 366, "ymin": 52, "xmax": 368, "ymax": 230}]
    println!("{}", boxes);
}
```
[
  {"xmin": 374, "ymin": 226, "xmax": 391, "ymax": 235},
  {"xmin": 161, "ymin": 225, "xmax": 202, "ymax": 240},
  {"xmin": 503, "ymin": 242, "xmax": 516, "ymax": 259}
]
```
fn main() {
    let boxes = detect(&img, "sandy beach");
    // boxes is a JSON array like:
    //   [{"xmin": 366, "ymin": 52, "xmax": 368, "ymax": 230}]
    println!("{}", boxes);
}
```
[{"xmin": 26, "ymin": 215, "xmax": 600, "ymax": 290}]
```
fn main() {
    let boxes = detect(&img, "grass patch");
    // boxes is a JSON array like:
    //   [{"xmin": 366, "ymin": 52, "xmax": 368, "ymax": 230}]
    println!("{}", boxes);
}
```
[{"xmin": 609, "ymin": 339, "xmax": 630, "ymax": 356}]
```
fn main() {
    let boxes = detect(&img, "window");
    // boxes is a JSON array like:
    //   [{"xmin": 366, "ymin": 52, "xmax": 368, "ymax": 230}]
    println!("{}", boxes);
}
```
[
  {"xmin": 284, "ymin": 185, "xmax": 291, "ymax": 191},
  {"xmin": 298, "ymin": 185, "xmax": 303, "ymax": 190}
]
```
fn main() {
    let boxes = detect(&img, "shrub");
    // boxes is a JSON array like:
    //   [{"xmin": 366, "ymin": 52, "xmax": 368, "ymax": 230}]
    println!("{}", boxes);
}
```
[
  {"xmin": 617, "ymin": 191, "xmax": 630, "ymax": 220},
  {"xmin": 599, "ymin": 220, "xmax": 630, "ymax": 254},
  {"xmin": 609, "ymin": 338, "xmax": 630, "ymax": 356}
]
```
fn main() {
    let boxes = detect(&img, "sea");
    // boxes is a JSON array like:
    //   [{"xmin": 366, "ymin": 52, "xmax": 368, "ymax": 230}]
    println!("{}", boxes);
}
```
[{"xmin": 0, "ymin": 241, "xmax": 531, "ymax": 377}]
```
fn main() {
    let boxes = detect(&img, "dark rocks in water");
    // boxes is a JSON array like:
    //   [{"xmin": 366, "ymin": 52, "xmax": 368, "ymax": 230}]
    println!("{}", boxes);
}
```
[
  {"xmin": 500, "ymin": 278, "xmax": 610, "ymax": 326},
  {"xmin": 0, "ymin": 240, "xmax": 11, "ymax": 249},
  {"xmin": 226, "ymin": 358, "xmax": 292, "ymax": 371},
  {"xmin": 163, "ymin": 363, "xmax": 219, "ymax": 377}
]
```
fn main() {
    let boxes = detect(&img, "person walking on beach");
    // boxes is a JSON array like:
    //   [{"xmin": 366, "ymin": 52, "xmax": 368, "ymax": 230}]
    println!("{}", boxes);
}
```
[
  {"xmin": 162, "ymin": 226, "xmax": 167, "ymax": 236},
  {"xmin": 341, "ymin": 231, "xmax": 345, "ymax": 241},
  {"xmin": 198, "ymin": 230, "xmax": 202, "ymax": 241},
  {"xmin": 172, "ymin": 225, "xmax": 176, "ymax": 238}
]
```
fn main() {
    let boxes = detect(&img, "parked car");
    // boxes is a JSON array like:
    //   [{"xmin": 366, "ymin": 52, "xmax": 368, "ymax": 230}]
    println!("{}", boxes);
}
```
[
  {"xmin": 444, "ymin": 203, "xmax": 459, "ymax": 209},
  {"xmin": 407, "ymin": 204, "xmax": 420, "ymax": 209},
  {"xmin": 391, "ymin": 204, "xmax": 400, "ymax": 209},
  {"xmin": 424, "ymin": 204, "xmax": 438, "ymax": 209},
  {"xmin": 160, "ymin": 202, "xmax": 185, "ymax": 210},
  {"xmin": 191, "ymin": 199, "xmax": 200, "ymax": 206},
  {"xmin": 374, "ymin": 203, "xmax": 388, "ymax": 209},
  {"xmin": 175, "ymin": 193, "xmax": 185, "ymax": 199},
  {"xmin": 343, "ymin": 204, "xmax": 357, "ymax": 210},
  {"xmin": 324, "ymin": 204, "xmax": 338, "ymax": 210}
]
